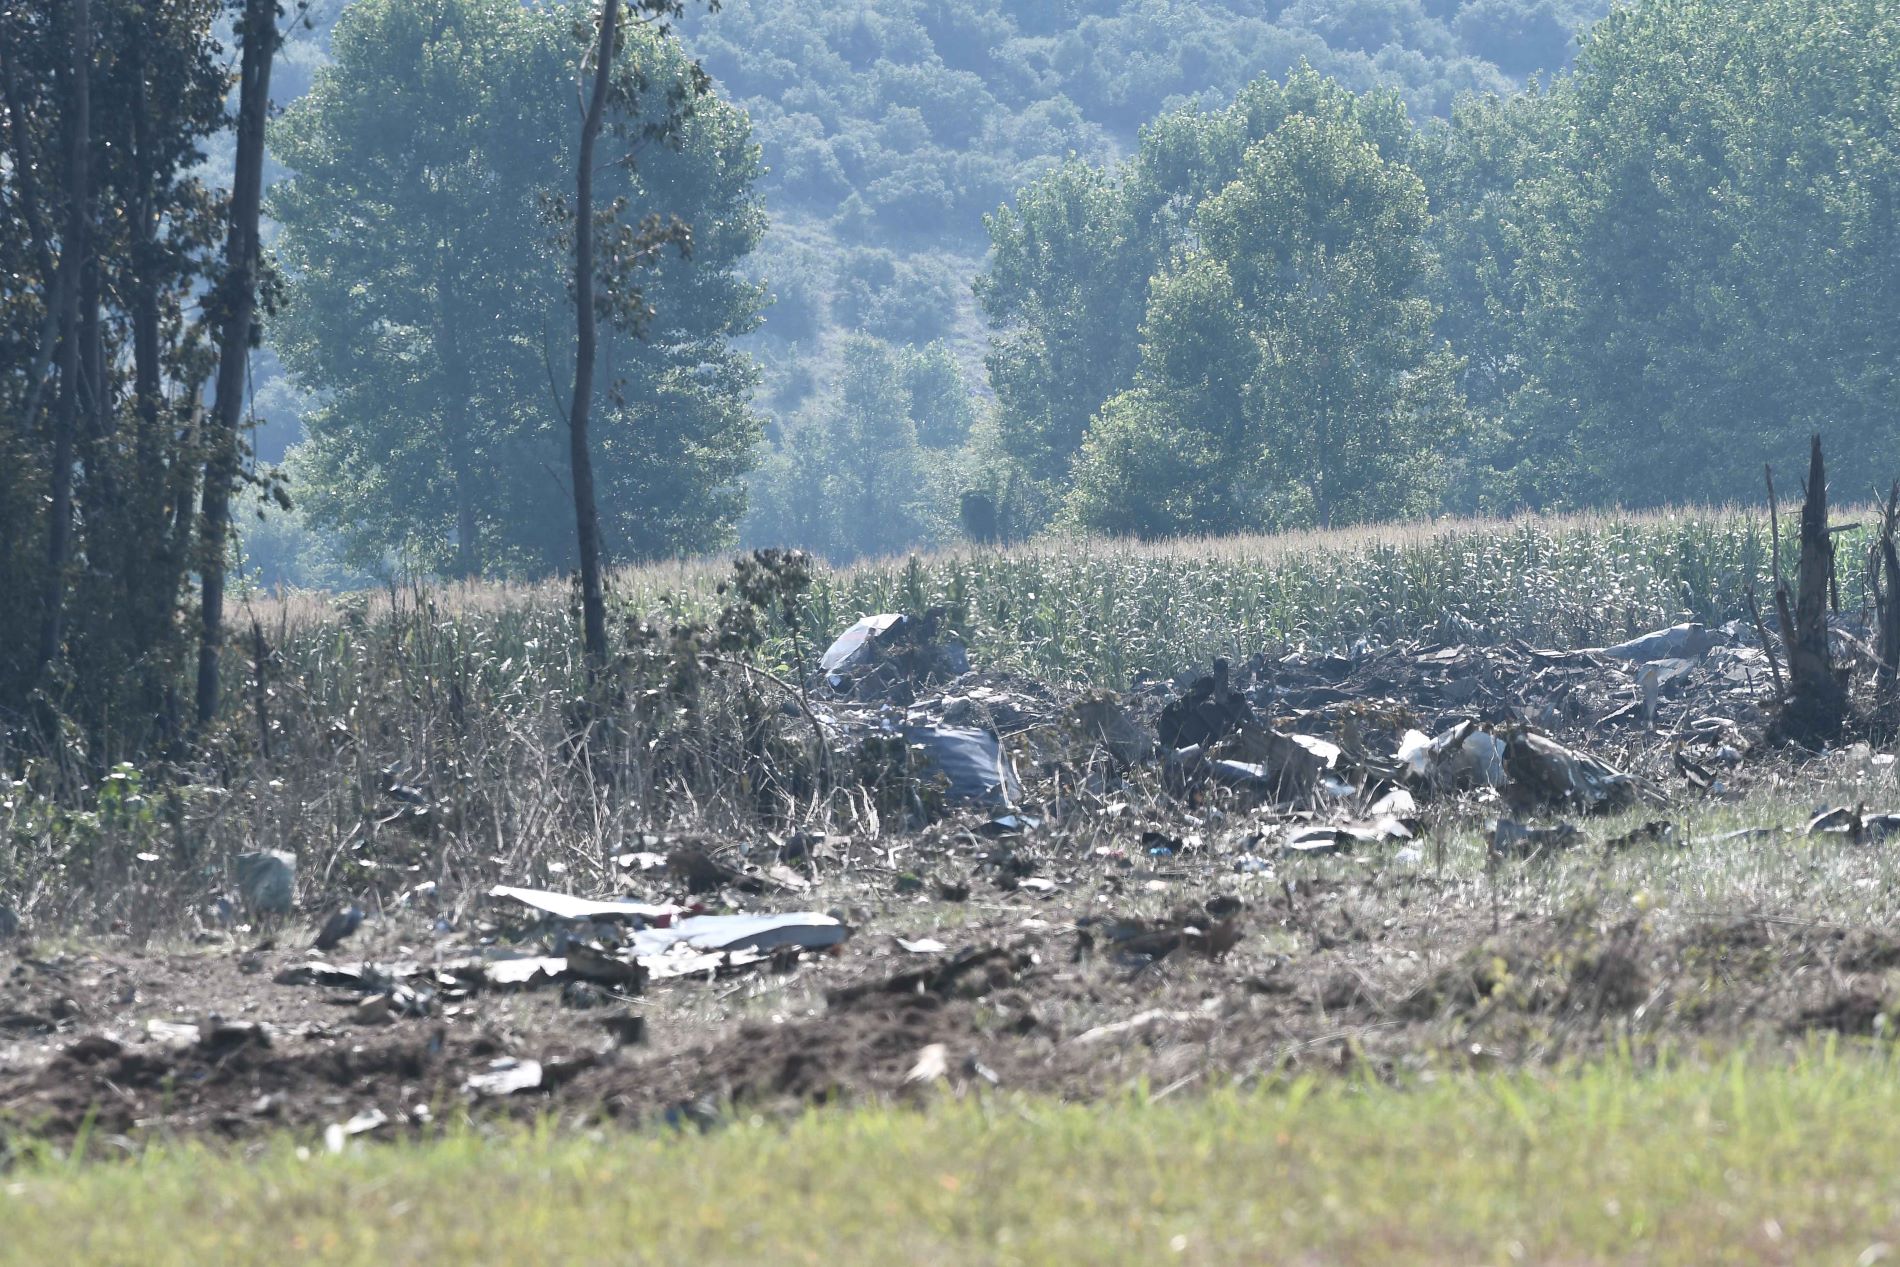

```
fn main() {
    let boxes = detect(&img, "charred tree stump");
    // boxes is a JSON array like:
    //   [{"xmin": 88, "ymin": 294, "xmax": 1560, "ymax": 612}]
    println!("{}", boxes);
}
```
[{"xmin": 1773, "ymin": 436, "xmax": 1848, "ymax": 743}]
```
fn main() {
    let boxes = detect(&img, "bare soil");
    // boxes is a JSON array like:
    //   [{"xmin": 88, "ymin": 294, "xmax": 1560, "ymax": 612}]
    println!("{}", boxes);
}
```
[{"xmin": 5, "ymin": 831, "xmax": 1893, "ymax": 1158}]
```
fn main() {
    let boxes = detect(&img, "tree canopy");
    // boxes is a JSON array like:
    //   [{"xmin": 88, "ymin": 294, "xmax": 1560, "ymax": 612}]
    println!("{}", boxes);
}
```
[
  {"xmin": 975, "ymin": 0, "xmax": 1900, "ymax": 540},
  {"xmin": 268, "ymin": 0, "xmax": 765, "ymax": 576}
]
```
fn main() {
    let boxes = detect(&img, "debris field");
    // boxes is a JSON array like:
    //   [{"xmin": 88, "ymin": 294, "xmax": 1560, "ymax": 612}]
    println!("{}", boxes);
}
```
[{"xmin": 5, "ymin": 607, "xmax": 1900, "ymax": 1155}]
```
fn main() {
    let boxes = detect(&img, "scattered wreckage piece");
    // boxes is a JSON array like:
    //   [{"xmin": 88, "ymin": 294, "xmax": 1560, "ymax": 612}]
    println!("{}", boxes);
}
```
[
  {"xmin": 830, "ymin": 944, "xmax": 1030, "ymax": 1007},
  {"xmin": 271, "ymin": 904, "xmax": 851, "ymax": 998},
  {"xmin": 1282, "ymin": 818, "xmax": 1417, "ymax": 855},
  {"xmin": 1081, "ymin": 904, "xmax": 1243, "ymax": 963},
  {"xmin": 1394, "ymin": 720, "xmax": 1662, "ymax": 814},
  {"xmin": 274, "ymin": 960, "xmax": 418, "ymax": 991},
  {"xmin": 235, "ymin": 849, "xmax": 296, "ymax": 915},
  {"xmin": 464, "ymin": 1058, "xmax": 544, "ymax": 1098},
  {"xmin": 487, "ymin": 885, "xmax": 684, "ymax": 924},
  {"xmin": 1158, "ymin": 658, "xmax": 1254, "ymax": 751},
  {"xmin": 905, "ymin": 725, "xmax": 1021, "ymax": 807},
  {"xmin": 1806, "ymin": 806, "xmax": 1900, "ymax": 843},
  {"xmin": 822, "ymin": 611, "xmax": 969, "ymax": 696},
  {"xmin": 1169, "ymin": 725, "xmax": 1348, "ymax": 806},
  {"xmin": 1501, "ymin": 726, "xmax": 1665, "ymax": 814},
  {"xmin": 1596, "ymin": 623, "xmax": 1720, "ymax": 663},
  {"xmin": 1398, "ymin": 722, "xmax": 1505, "ymax": 791},
  {"xmin": 459, "ymin": 912, "xmax": 851, "ymax": 988}
]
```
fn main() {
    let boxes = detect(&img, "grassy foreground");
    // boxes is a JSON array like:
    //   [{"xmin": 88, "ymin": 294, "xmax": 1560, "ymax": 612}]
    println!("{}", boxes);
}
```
[{"xmin": 10, "ymin": 1054, "xmax": 1900, "ymax": 1265}]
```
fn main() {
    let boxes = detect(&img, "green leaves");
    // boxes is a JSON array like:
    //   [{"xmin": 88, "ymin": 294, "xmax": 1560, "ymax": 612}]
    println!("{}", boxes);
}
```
[
  {"xmin": 269, "ymin": 0, "xmax": 764, "ymax": 578},
  {"xmin": 1065, "ymin": 102, "xmax": 1466, "ymax": 538},
  {"xmin": 1467, "ymin": 0, "xmax": 1900, "ymax": 507}
]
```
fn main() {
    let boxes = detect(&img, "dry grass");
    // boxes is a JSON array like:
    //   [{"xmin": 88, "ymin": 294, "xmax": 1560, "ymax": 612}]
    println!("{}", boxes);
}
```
[
  {"xmin": 246, "ymin": 504, "xmax": 1791, "ymax": 633},
  {"xmin": 0, "ymin": 505, "xmax": 1875, "ymax": 938}
]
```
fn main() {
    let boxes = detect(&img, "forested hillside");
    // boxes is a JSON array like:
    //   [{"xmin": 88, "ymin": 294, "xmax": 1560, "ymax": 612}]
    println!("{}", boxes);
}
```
[
  {"xmin": 978, "ymin": 0, "xmax": 1900, "ymax": 540},
  {"xmin": 691, "ymin": 0, "xmax": 1610, "ymax": 555},
  {"xmin": 234, "ymin": 0, "xmax": 1609, "ymax": 578},
  {"xmin": 147, "ymin": 0, "xmax": 1900, "ymax": 579}
]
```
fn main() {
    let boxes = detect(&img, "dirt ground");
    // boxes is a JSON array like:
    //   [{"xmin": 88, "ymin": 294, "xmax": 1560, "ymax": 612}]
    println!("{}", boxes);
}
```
[{"xmin": 6, "ymin": 818, "xmax": 1896, "ymax": 1159}]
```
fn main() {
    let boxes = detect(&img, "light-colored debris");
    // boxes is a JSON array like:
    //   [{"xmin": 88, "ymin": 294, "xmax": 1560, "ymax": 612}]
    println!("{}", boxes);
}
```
[
  {"xmin": 144, "ymin": 1019, "xmax": 201, "ymax": 1050},
  {"xmin": 1069, "ymin": 1009, "xmax": 1199, "ymax": 1046},
  {"xmin": 487, "ymin": 885, "xmax": 682, "ymax": 924},
  {"xmin": 324, "ymin": 1108, "xmax": 389, "ymax": 1153},
  {"xmin": 1598, "ymin": 623, "xmax": 1719, "ymax": 663},
  {"xmin": 905, "ymin": 1043, "xmax": 949, "ymax": 1083},
  {"xmin": 464, "ymin": 1058, "xmax": 543, "ymax": 1097}
]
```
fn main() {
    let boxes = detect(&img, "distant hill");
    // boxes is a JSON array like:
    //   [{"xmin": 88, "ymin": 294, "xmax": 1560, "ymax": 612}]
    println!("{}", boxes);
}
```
[{"xmin": 239, "ymin": 0, "xmax": 1609, "ymax": 579}]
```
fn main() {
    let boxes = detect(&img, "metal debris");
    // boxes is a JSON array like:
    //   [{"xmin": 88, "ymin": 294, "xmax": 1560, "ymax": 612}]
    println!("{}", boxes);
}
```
[
  {"xmin": 486, "ymin": 886, "xmax": 683, "ymax": 924},
  {"xmin": 312, "ymin": 905, "xmax": 363, "ymax": 952},
  {"xmin": 464, "ymin": 1058, "xmax": 543, "ymax": 1097},
  {"xmin": 235, "ymin": 850, "xmax": 295, "ymax": 915}
]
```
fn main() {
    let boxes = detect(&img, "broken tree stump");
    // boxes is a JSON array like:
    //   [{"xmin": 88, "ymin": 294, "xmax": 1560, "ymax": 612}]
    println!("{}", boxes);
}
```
[{"xmin": 1773, "ymin": 435, "xmax": 1847, "ymax": 743}]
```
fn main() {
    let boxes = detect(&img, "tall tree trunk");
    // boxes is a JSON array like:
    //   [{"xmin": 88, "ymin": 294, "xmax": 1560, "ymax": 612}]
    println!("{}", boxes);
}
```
[
  {"xmin": 568, "ymin": 0, "xmax": 618, "ymax": 671},
  {"xmin": 38, "ymin": 0, "xmax": 90, "ymax": 677},
  {"xmin": 125, "ymin": 34, "xmax": 181, "ymax": 701},
  {"xmin": 129, "ymin": 39, "xmax": 163, "ymax": 473},
  {"xmin": 0, "ymin": 39, "xmax": 52, "ymax": 281},
  {"xmin": 197, "ymin": 0, "xmax": 277, "ymax": 729},
  {"xmin": 4, "ymin": 28, "xmax": 69, "ymax": 445}
]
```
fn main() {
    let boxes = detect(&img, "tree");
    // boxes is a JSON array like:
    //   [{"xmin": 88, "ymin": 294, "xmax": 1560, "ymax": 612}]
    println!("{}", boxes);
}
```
[
  {"xmin": 569, "ymin": 0, "xmax": 618, "ymax": 668},
  {"xmin": 1068, "ymin": 112, "xmax": 1468, "ymax": 537},
  {"xmin": 198, "ymin": 0, "xmax": 283, "ymax": 728},
  {"xmin": 1, "ymin": 0, "xmax": 229, "ymax": 750},
  {"xmin": 1454, "ymin": 0, "xmax": 1572, "ymax": 77},
  {"xmin": 1483, "ymin": 0, "xmax": 1900, "ymax": 507},
  {"xmin": 37, "ymin": 0, "xmax": 90, "ymax": 681},
  {"xmin": 979, "ymin": 67, "xmax": 1424, "ymax": 532},
  {"xmin": 269, "ymin": 0, "xmax": 764, "ymax": 579},
  {"xmin": 745, "ymin": 337, "xmax": 970, "ymax": 561}
]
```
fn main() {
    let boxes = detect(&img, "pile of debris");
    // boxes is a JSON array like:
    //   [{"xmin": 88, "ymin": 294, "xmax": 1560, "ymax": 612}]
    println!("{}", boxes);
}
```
[
  {"xmin": 793, "ymin": 606, "xmax": 1798, "ymax": 862},
  {"xmin": 267, "ymin": 882, "xmax": 850, "ymax": 1046}
]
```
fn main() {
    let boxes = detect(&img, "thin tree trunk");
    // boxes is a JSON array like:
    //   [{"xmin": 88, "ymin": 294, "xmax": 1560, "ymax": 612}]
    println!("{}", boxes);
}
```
[
  {"xmin": 38, "ymin": 0, "xmax": 90, "ymax": 677},
  {"xmin": 1876, "ymin": 482, "xmax": 1900, "ymax": 709},
  {"xmin": 197, "ymin": 0, "xmax": 277, "ymax": 729},
  {"xmin": 0, "ymin": 36, "xmax": 54, "ymax": 280},
  {"xmin": 5, "ymin": 21, "xmax": 69, "ymax": 444},
  {"xmin": 126, "ymin": 34, "xmax": 181, "ymax": 690},
  {"xmin": 129, "ymin": 39, "xmax": 163, "ymax": 472},
  {"xmin": 568, "ymin": 0, "xmax": 618, "ymax": 671}
]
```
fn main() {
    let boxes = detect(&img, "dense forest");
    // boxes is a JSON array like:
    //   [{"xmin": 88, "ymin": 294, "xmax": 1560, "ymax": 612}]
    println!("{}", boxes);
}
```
[
  {"xmin": 6, "ymin": 0, "xmax": 1900, "ymax": 746},
  {"xmin": 233, "ymin": 0, "xmax": 1615, "ymax": 577}
]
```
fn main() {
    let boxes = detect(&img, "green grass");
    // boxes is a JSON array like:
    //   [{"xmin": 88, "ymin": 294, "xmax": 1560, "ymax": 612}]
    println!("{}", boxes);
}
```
[{"xmin": 12, "ymin": 1054, "xmax": 1900, "ymax": 1264}]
